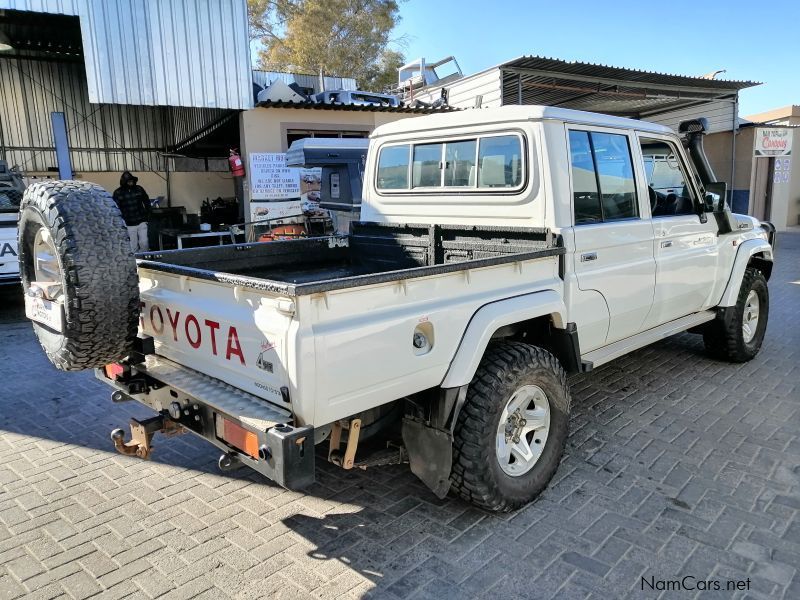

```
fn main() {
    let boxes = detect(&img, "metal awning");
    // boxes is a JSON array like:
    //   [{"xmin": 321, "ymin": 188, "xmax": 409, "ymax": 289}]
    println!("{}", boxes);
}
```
[{"xmin": 499, "ymin": 56, "xmax": 759, "ymax": 118}]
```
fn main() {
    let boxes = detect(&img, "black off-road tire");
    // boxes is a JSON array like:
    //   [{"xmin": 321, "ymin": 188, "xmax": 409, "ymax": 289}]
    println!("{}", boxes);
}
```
[
  {"xmin": 703, "ymin": 267, "xmax": 769, "ymax": 363},
  {"xmin": 450, "ymin": 341, "xmax": 571, "ymax": 512},
  {"xmin": 18, "ymin": 181, "xmax": 139, "ymax": 371}
]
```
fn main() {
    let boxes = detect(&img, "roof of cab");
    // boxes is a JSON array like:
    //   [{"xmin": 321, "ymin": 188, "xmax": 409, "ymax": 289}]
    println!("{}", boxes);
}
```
[{"xmin": 371, "ymin": 105, "xmax": 674, "ymax": 138}]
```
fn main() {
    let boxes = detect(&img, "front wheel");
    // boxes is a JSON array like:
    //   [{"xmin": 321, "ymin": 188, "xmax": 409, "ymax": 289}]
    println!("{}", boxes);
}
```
[
  {"xmin": 450, "ymin": 342, "xmax": 571, "ymax": 512},
  {"xmin": 703, "ymin": 267, "xmax": 769, "ymax": 362}
]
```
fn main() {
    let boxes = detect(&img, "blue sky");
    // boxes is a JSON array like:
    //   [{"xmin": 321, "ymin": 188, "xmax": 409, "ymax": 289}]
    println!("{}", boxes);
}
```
[{"xmin": 392, "ymin": 0, "xmax": 799, "ymax": 117}]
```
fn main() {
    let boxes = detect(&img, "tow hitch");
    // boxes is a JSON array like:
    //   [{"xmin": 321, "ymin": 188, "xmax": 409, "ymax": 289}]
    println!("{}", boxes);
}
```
[{"xmin": 110, "ymin": 414, "xmax": 184, "ymax": 459}]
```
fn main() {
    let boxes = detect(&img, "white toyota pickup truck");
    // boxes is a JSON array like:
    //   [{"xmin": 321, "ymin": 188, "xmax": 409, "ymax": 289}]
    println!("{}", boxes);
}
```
[{"xmin": 18, "ymin": 106, "xmax": 775, "ymax": 512}]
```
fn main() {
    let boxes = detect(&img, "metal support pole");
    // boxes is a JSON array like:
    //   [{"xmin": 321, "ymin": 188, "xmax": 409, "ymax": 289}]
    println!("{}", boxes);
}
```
[
  {"xmin": 730, "ymin": 95, "xmax": 738, "ymax": 208},
  {"xmin": 50, "ymin": 112, "xmax": 72, "ymax": 179}
]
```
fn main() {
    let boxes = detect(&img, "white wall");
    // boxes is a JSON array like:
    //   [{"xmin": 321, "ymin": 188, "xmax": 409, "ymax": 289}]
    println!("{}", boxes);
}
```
[
  {"xmin": 646, "ymin": 99, "xmax": 737, "ymax": 133},
  {"xmin": 411, "ymin": 69, "xmax": 503, "ymax": 109}
]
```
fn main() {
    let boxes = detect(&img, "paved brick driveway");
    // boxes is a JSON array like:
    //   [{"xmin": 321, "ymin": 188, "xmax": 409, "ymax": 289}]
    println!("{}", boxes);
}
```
[{"xmin": 1, "ymin": 233, "xmax": 798, "ymax": 600}]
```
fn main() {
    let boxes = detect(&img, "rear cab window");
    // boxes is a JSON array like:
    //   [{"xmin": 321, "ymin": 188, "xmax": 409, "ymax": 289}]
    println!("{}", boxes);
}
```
[{"xmin": 376, "ymin": 133, "xmax": 525, "ymax": 193}]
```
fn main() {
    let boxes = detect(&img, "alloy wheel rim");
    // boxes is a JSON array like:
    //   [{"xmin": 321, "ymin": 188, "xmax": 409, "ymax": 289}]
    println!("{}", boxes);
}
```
[
  {"xmin": 32, "ymin": 227, "xmax": 62, "ymax": 296},
  {"xmin": 495, "ymin": 384, "xmax": 551, "ymax": 477},
  {"xmin": 742, "ymin": 290, "xmax": 760, "ymax": 343}
]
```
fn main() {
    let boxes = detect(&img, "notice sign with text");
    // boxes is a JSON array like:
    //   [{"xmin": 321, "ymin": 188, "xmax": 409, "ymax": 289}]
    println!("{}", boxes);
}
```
[
  {"xmin": 249, "ymin": 153, "xmax": 301, "ymax": 200},
  {"xmin": 754, "ymin": 128, "xmax": 792, "ymax": 157}
]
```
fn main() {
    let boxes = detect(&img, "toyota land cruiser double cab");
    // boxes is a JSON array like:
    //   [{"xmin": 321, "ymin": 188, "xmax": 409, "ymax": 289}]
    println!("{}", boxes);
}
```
[{"xmin": 18, "ymin": 106, "xmax": 774, "ymax": 511}]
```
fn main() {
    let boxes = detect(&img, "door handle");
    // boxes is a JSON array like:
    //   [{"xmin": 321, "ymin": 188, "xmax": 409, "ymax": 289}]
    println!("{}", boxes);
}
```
[
  {"xmin": 660, "ymin": 240, "xmax": 673, "ymax": 248},
  {"xmin": 580, "ymin": 252, "xmax": 598, "ymax": 262}
]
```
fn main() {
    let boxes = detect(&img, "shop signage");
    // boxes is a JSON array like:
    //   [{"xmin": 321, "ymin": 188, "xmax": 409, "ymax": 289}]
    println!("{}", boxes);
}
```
[
  {"xmin": 754, "ymin": 128, "xmax": 792, "ymax": 157},
  {"xmin": 249, "ymin": 153, "xmax": 301, "ymax": 200}
]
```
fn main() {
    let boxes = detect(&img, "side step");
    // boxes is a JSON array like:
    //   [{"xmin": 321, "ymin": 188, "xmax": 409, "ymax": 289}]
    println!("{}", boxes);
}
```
[{"xmin": 582, "ymin": 310, "xmax": 716, "ymax": 368}]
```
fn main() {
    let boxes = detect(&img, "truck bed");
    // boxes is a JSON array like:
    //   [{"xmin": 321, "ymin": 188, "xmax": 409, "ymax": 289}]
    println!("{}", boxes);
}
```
[{"xmin": 137, "ymin": 222, "xmax": 564, "ymax": 296}]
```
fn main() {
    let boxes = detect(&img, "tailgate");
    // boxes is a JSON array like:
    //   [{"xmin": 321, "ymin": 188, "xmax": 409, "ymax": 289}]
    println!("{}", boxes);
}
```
[{"xmin": 137, "ymin": 267, "xmax": 294, "ymax": 410}]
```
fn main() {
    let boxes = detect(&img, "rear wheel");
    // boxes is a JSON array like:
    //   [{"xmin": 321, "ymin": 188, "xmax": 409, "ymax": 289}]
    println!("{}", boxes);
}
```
[
  {"xmin": 18, "ymin": 181, "xmax": 139, "ymax": 371},
  {"xmin": 450, "ymin": 341, "xmax": 571, "ymax": 512},
  {"xmin": 703, "ymin": 267, "xmax": 769, "ymax": 362}
]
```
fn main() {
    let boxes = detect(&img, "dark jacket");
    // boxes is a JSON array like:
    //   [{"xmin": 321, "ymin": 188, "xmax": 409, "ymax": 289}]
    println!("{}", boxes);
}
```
[{"xmin": 113, "ymin": 171, "xmax": 150, "ymax": 226}]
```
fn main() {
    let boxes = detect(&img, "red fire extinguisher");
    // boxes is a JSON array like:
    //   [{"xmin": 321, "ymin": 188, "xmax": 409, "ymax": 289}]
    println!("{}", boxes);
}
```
[{"xmin": 228, "ymin": 148, "xmax": 245, "ymax": 177}]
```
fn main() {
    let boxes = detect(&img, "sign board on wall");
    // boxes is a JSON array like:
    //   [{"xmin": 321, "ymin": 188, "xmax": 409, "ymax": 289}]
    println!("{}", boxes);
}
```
[
  {"xmin": 773, "ymin": 157, "xmax": 791, "ymax": 184},
  {"xmin": 754, "ymin": 128, "xmax": 792, "ymax": 157},
  {"xmin": 249, "ymin": 200, "xmax": 303, "ymax": 222},
  {"xmin": 248, "ymin": 152, "xmax": 323, "ymax": 221},
  {"xmin": 249, "ymin": 153, "xmax": 301, "ymax": 199}
]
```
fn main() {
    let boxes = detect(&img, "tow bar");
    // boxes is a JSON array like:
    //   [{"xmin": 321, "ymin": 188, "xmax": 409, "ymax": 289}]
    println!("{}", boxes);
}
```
[{"xmin": 110, "ymin": 414, "xmax": 185, "ymax": 460}]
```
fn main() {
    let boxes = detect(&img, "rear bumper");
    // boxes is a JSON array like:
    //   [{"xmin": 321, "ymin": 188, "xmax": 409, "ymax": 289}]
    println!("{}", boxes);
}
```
[{"xmin": 97, "ymin": 355, "xmax": 314, "ymax": 490}]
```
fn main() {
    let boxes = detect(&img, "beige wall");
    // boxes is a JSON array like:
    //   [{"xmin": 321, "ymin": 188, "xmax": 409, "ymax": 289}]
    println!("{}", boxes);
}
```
[
  {"xmin": 767, "ymin": 129, "xmax": 800, "ymax": 229},
  {"xmin": 705, "ymin": 127, "xmax": 800, "ymax": 229},
  {"xmin": 25, "ymin": 171, "xmax": 234, "ymax": 215},
  {"xmin": 238, "ymin": 107, "xmax": 422, "ymax": 214},
  {"xmin": 705, "ymin": 127, "xmax": 755, "ymax": 191}
]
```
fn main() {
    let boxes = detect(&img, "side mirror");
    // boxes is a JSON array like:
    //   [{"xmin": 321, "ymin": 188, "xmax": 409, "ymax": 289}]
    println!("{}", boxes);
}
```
[{"xmin": 703, "ymin": 181, "xmax": 727, "ymax": 212}]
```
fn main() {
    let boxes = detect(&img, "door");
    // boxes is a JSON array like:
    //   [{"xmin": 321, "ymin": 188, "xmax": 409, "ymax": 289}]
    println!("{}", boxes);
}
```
[
  {"xmin": 750, "ymin": 158, "xmax": 773, "ymax": 221},
  {"xmin": 566, "ymin": 127, "xmax": 656, "ymax": 352},
  {"xmin": 638, "ymin": 134, "xmax": 720, "ymax": 328}
]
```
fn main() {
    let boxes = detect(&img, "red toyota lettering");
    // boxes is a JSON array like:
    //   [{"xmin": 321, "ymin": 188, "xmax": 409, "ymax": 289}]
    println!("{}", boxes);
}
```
[
  {"xmin": 226, "ymin": 327, "xmax": 246, "ymax": 365},
  {"xmin": 205, "ymin": 319, "xmax": 220, "ymax": 355},
  {"xmin": 185, "ymin": 314, "xmax": 202, "ymax": 349},
  {"xmin": 166, "ymin": 309, "xmax": 181, "ymax": 341},
  {"xmin": 150, "ymin": 305, "xmax": 164, "ymax": 335}
]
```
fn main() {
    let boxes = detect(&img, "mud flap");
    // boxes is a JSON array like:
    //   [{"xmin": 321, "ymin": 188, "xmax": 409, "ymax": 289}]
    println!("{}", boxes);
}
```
[{"xmin": 402, "ymin": 417, "xmax": 452, "ymax": 498}]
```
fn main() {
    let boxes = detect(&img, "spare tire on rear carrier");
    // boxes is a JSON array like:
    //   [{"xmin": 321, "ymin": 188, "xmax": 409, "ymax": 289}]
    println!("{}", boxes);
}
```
[{"xmin": 18, "ymin": 181, "xmax": 140, "ymax": 371}]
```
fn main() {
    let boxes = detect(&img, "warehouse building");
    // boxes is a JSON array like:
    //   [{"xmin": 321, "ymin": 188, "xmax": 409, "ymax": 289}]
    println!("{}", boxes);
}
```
[
  {"xmin": 0, "ymin": 0, "xmax": 252, "ymax": 215},
  {"xmin": 0, "ymin": 0, "xmax": 441, "ymax": 248}
]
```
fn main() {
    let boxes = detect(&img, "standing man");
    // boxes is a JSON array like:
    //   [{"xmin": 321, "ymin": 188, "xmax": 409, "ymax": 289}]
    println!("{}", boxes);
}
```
[{"xmin": 113, "ymin": 171, "xmax": 151, "ymax": 252}]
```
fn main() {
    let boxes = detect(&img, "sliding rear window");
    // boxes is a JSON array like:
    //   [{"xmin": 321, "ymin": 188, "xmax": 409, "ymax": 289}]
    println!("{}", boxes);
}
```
[{"xmin": 376, "ymin": 133, "xmax": 525, "ymax": 192}]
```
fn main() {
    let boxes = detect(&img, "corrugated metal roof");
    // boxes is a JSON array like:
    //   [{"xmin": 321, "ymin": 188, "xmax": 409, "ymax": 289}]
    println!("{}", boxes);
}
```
[
  {"xmin": 0, "ymin": 0, "xmax": 252, "ymax": 109},
  {"xmin": 253, "ymin": 71, "xmax": 357, "ymax": 94},
  {"xmin": 495, "ymin": 55, "xmax": 759, "ymax": 121},
  {"xmin": 500, "ymin": 55, "xmax": 759, "ymax": 91},
  {"xmin": 255, "ymin": 100, "xmax": 460, "ymax": 114}
]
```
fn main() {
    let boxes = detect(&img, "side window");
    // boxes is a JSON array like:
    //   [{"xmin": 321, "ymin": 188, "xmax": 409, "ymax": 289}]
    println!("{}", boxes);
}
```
[
  {"xmin": 412, "ymin": 143, "xmax": 443, "ymax": 187},
  {"xmin": 568, "ymin": 130, "xmax": 638, "ymax": 225},
  {"xmin": 478, "ymin": 135, "xmax": 522, "ymax": 188},
  {"xmin": 444, "ymin": 139, "xmax": 477, "ymax": 187},
  {"xmin": 377, "ymin": 145, "xmax": 410, "ymax": 189},
  {"xmin": 569, "ymin": 131, "xmax": 602, "ymax": 224},
  {"xmin": 639, "ymin": 138, "xmax": 697, "ymax": 217}
]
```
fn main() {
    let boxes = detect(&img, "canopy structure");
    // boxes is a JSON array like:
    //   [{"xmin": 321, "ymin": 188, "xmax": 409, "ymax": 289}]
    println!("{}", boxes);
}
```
[{"xmin": 498, "ymin": 55, "xmax": 759, "ymax": 119}]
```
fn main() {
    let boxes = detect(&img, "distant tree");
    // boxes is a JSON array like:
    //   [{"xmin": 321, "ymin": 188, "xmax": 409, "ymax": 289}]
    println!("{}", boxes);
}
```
[{"xmin": 247, "ymin": 0, "xmax": 405, "ymax": 92}]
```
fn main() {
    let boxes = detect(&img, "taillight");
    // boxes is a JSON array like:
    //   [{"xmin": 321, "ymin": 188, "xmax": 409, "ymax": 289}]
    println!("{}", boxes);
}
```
[{"xmin": 215, "ymin": 414, "xmax": 259, "ymax": 459}]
